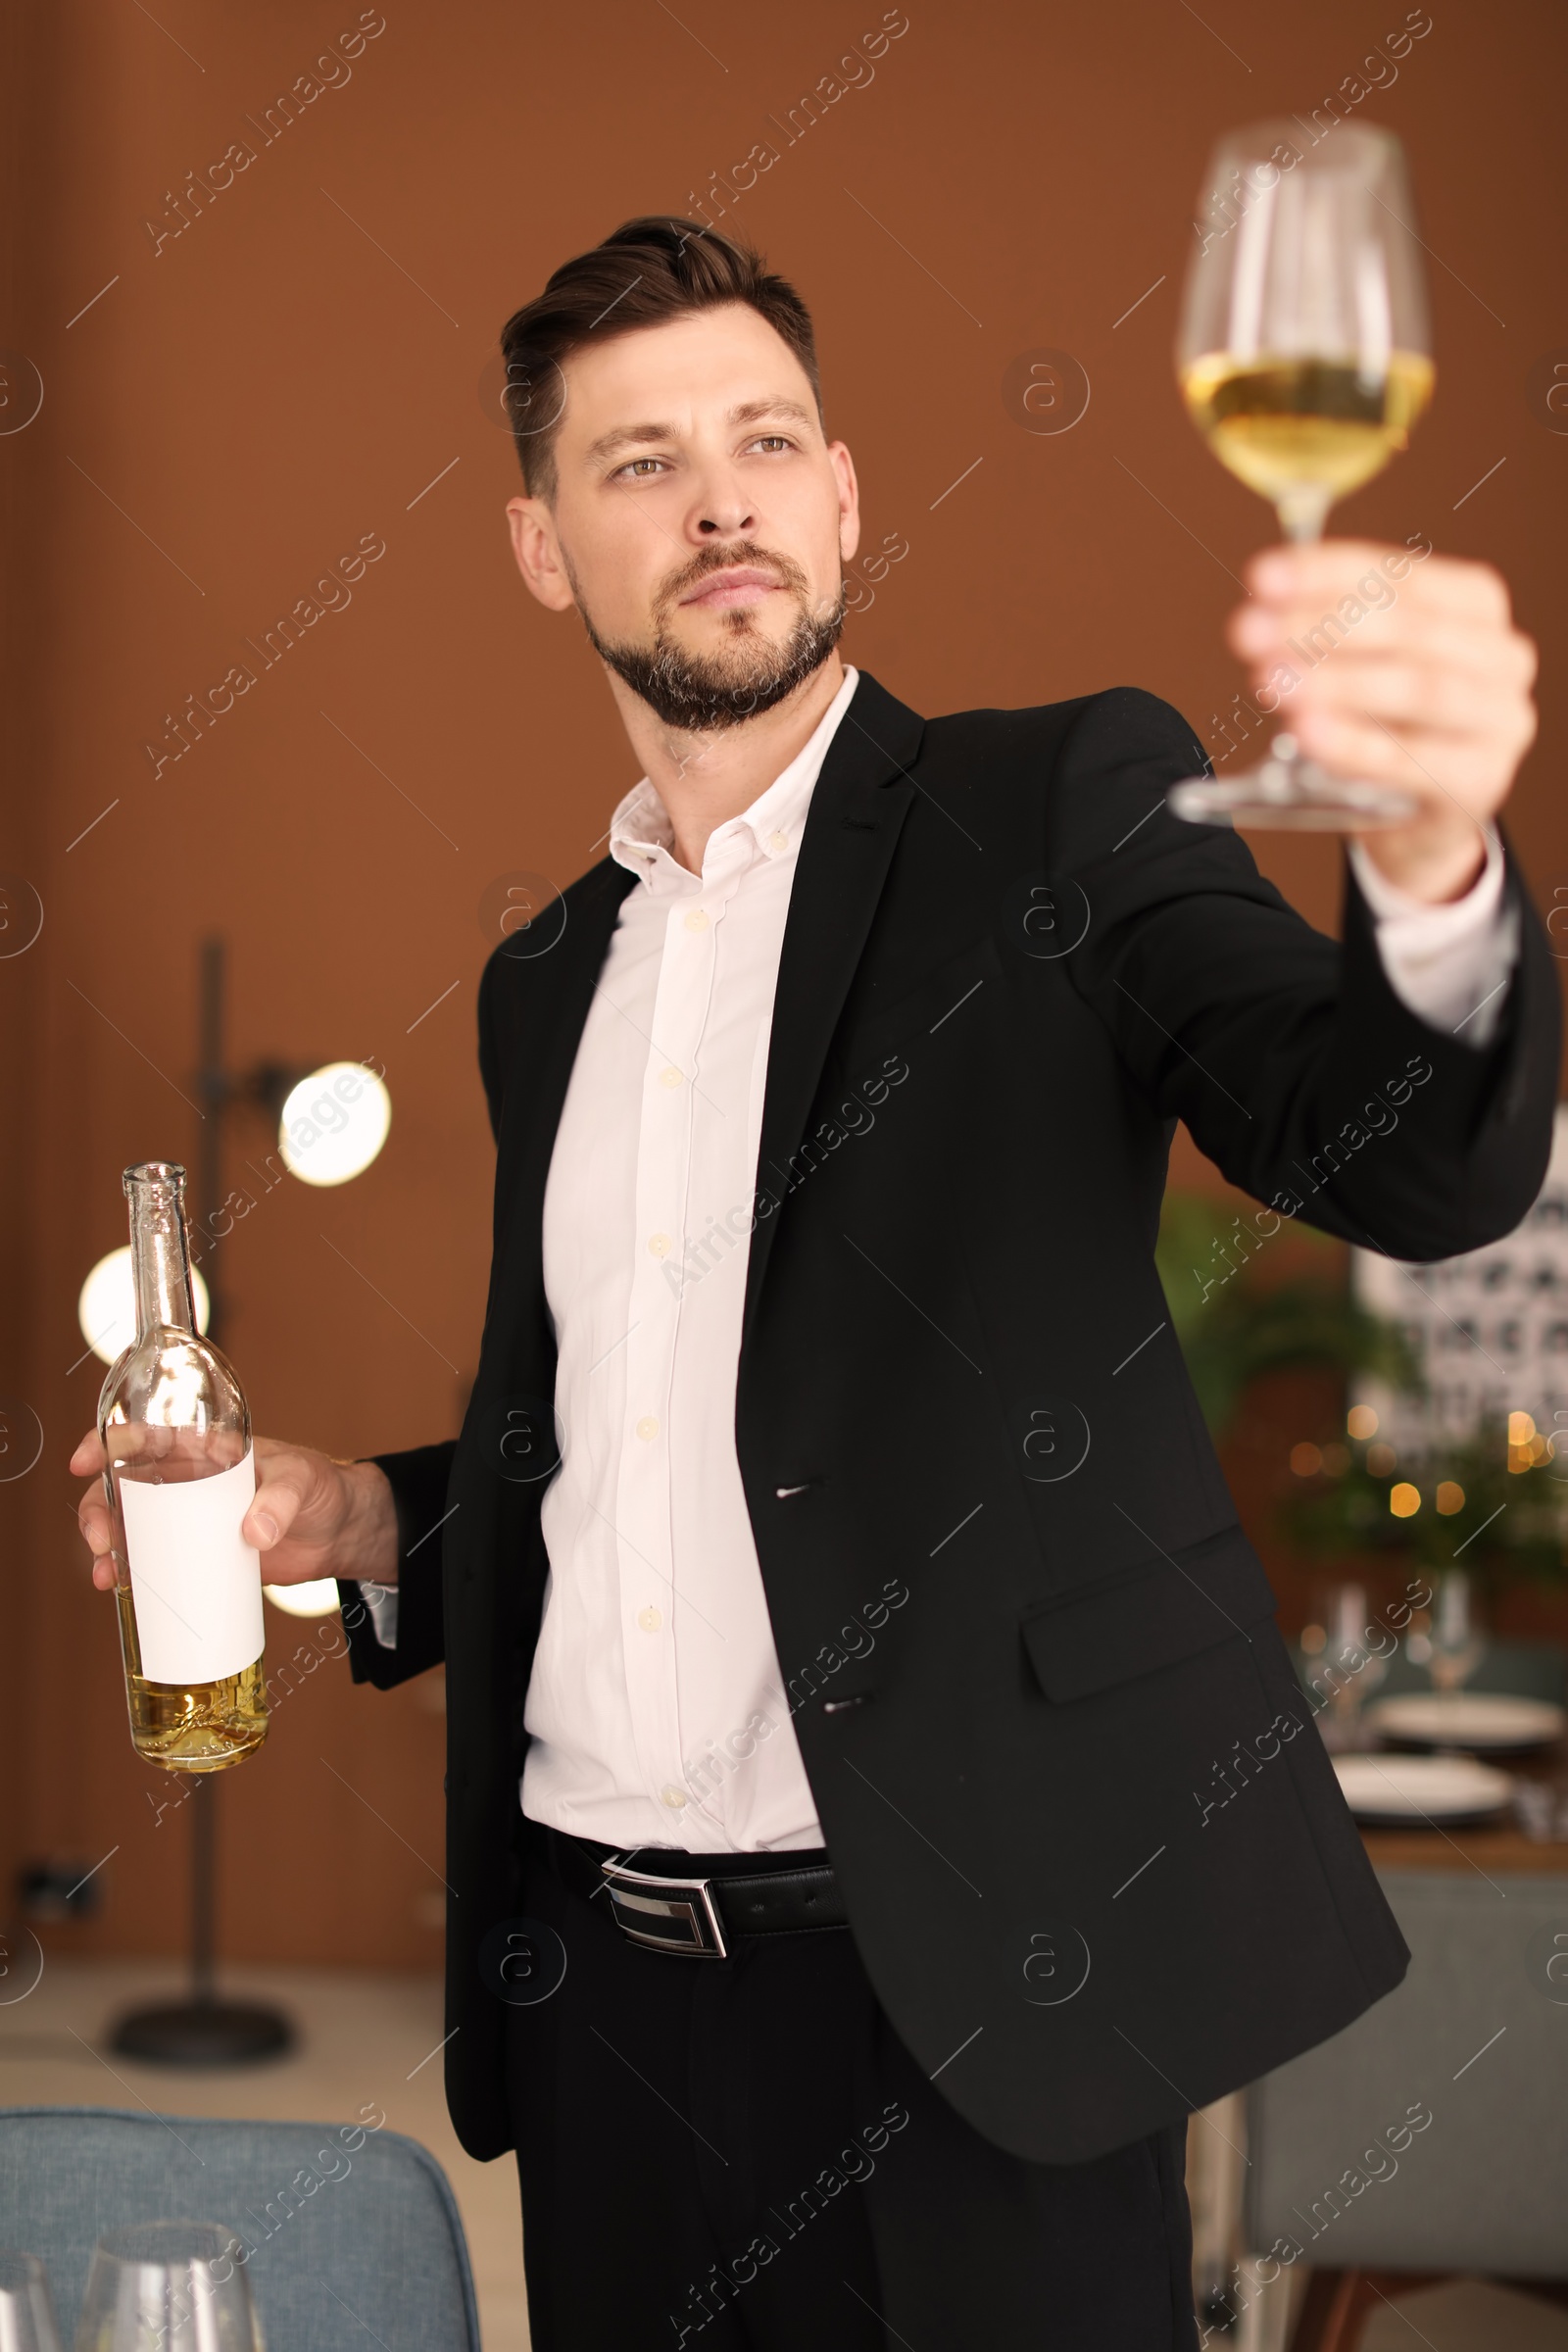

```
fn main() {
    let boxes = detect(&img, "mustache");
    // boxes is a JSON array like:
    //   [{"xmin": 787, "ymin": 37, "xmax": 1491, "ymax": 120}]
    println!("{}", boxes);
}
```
[{"xmin": 659, "ymin": 541, "xmax": 808, "ymax": 612}]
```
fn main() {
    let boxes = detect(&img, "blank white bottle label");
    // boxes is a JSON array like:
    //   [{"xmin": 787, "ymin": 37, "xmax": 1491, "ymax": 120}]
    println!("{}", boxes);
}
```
[{"xmin": 121, "ymin": 1447, "xmax": 266, "ymax": 1687}]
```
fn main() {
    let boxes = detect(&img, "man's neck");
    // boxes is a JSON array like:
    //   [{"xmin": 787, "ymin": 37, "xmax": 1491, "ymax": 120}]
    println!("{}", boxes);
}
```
[{"xmin": 607, "ymin": 654, "xmax": 849, "ymax": 876}]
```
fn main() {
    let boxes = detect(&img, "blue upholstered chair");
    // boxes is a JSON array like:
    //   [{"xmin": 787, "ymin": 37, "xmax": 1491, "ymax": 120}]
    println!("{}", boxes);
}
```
[
  {"xmin": 1243, "ymin": 1869, "xmax": 1568, "ymax": 2350},
  {"xmin": 0, "ymin": 2106, "xmax": 480, "ymax": 2351}
]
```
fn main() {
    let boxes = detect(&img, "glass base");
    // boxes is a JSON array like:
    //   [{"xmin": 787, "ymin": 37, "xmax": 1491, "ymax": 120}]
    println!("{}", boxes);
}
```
[{"xmin": 1168, "ymin": 735, "xmax": 1420, "ymax": 831}]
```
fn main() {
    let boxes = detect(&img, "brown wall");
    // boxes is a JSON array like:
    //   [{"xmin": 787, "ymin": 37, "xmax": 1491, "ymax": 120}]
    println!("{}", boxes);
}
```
[{"xmin": 4, "ymin": 0, "xmax": 1565, "ymax": 1970}]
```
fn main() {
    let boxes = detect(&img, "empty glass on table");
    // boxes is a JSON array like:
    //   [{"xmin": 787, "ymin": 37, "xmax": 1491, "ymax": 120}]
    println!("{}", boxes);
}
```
[
  {"xmin": 74, "ymin": 2224, "xmax": 261, "ymax": 2352},
  {"xmin": 0, "ymin": 2252, "xmax": 66, "ymax": 2352}
]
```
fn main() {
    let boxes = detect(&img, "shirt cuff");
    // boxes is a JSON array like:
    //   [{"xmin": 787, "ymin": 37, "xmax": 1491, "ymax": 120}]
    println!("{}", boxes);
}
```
[
  {"xmin": 357, "ymin": 1580, "xmax": 400, "ymax": 1649},
  {"xmin": 1348, "ymin": 824, "xmax": 1519, "ymax": 1050}
]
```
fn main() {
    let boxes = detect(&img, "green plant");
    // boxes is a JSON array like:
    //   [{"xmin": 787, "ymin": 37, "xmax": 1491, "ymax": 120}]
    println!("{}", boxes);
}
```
[
  {"xmin": 1280, "ymin": 1415, "xmax": 1568, "ymax": 1596},
  {"xmin": 1155, "ymin": 1189, "xmax": 1419, "ymax": 1439}
]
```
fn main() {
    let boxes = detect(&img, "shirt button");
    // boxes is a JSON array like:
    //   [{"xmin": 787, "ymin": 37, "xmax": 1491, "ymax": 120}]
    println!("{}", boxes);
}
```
[
  {"xmin": 660, "ymin": 1065, "xmax": 683, "ymax": 1088},
  {"xmin": 767, "ymin": 830, "xmax": 789, "ymax": 854},
  {"xmin": 638, "ymin": 1605, "xmax": 662, "ymax": 1632},
  {"xmin": 683, "ymin": 907, "xmax": 710, "ymax": 932},
  {"xmin": 636, "ymin": 1415, "xmax": 659, "ymax": 1442},
  {"xmin": 648, "ymin": 1233, "xmax": 672, "ymax": 1256},
  {"xmin": 660, "ymin": 1785, "xmax": 688, "ymax": 1810}
]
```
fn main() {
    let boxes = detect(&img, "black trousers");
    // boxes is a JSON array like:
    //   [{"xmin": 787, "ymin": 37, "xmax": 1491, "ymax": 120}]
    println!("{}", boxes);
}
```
[{"xmin": 505, "ymin": 1813, "xmax": 1199, "ymax": 2351}]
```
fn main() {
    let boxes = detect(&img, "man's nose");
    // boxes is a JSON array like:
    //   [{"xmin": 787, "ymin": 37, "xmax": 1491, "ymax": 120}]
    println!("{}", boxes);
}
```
[{"xmin": 698, "ymin": 502, "xmax": 757, "ymax": 535}]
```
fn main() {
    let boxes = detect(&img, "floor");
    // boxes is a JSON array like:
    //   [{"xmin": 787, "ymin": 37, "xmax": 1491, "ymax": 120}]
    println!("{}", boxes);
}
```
[{"xmin": 1, "ymin": 1962, "xmax": 1561, "ymax": 2352}]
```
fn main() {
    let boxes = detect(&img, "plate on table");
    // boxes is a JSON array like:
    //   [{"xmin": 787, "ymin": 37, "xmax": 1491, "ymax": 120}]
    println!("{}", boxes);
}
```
[
  {"xmin": 1333, "ymin": 1752, "xmax": 1514, "ymax": 1826},
  {"xmin": 1365, "ymin": 1692, "xmax": 1566, "ymax": 1752}
]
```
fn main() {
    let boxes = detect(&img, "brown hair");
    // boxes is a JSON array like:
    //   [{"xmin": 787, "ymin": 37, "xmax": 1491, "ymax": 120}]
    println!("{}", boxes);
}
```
[{"xmin": 498, "ymin": 215, "xmax": 823, "ymax": 503}]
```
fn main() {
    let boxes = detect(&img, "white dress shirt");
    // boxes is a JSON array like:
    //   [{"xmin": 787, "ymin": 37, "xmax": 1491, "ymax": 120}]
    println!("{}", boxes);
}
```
[
  {"xmin": 1348, "ymin": 827, "xmax": 1513, "ymax": 1046},
  {"xmin": 362, "ymin": 671, "xmax": 1519, "ymax": 1852}
]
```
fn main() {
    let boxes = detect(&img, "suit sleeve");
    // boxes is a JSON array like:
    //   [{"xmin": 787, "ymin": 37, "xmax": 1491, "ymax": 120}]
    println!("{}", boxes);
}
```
[
  {"xmin": 337, "ymin": 956, "xmax": 506, "ymax": 1688},
  {"xmin": 1049, "ymin": 686, "xmax": 1560, "ymax": 1262}
]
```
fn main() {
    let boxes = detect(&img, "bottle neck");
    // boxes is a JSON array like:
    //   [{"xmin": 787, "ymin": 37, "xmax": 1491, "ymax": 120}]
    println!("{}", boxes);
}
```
[{"xmin": 126, "ymin": 1172, "xmax": 198, "ymax": 1337}]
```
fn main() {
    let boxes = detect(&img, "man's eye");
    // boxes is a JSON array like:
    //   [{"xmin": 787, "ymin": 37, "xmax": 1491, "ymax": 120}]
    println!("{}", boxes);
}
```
[
  {"xmin": 751, "ymin": 436, "xmax": 791, "ymax": 453},
  {"xmin": 615, "ymin": 457, "xmax": 666, "ymax": 479}
]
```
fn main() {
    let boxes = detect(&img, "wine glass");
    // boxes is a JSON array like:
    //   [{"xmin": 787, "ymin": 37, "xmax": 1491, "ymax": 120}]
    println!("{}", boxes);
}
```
[
  {"xmin": 1305, "ymin": 1582, "xmax": 1389, "ymax": 1751},
  {"xmin": 74, "ymin": 2224, "xmax": 262, "ymax": 2352},
  {"xmin": 1166, "ymin": 118, "xmax": 1434, "ymax": 829},
  {"xmin": 1428, "ymin": 1568, "xmax": 1487, "ymax": 1701},
  {"xmin": 0, "ymin": 2252, "xmax": 66, "ymax": 2352}
]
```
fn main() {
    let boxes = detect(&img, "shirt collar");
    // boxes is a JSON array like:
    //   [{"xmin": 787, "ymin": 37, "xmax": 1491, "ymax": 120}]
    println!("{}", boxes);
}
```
[{"xmin": 609, "ymin": 665, "xmax": 860, "ymax": 891}]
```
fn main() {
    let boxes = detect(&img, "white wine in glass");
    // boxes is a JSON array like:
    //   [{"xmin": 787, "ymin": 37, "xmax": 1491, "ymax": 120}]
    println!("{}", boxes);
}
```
[{"xmin": 1167, "ymin": 119, "xmax": 1434, "ymax": 829}]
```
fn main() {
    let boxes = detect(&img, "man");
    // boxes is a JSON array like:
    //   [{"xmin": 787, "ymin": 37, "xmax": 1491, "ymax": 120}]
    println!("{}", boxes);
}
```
[{"xmin": 75, "ymin": 216, "xmax": 1556, "ymax": 2348}]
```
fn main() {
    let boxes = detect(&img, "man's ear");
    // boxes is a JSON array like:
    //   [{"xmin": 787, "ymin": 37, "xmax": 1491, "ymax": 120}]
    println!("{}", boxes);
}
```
[
  {"xmin": 507, "ymin": 495, "xmax": 577, "ymax": 612},
  {"xmin": 830, "ymin": 439, "xmax": 861, "ymax": 566}
]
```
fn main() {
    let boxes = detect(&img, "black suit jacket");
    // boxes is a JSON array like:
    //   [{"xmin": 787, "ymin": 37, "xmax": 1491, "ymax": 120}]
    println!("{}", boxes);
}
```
[{"xmin": 341, "ymin": 669, "xmax": 1559, "ymax": 2166}]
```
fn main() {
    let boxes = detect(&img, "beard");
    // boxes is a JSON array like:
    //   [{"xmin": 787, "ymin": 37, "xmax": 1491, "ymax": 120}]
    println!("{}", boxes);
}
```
[{"xmin": 567, "ymin": 539, "xmax": 847, "ymax": 733}]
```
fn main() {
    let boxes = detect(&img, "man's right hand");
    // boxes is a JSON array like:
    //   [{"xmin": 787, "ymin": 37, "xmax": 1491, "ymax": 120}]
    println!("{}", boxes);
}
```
[{"xmin": 71, "ymin": 1432, "xmax": 400, "ymax": 1596}]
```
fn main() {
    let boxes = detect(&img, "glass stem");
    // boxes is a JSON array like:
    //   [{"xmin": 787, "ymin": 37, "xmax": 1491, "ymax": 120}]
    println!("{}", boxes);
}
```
[
  {"xmin": 1277, "ymin": 490, "xmax": 1330, "ymax": 545},
  {"xmin": 1261, "ymin": 493, "xmax": 1332, "ymax": 792}
]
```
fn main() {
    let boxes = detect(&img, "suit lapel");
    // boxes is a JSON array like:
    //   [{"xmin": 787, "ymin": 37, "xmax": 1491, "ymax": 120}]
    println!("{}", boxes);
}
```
[
  {"xmin": 741, "ymin": 668, "xmax": 925, "ymax": 1349},
  {"xmin": 483, "ymin": 855, "xmax": 637, "ymax": 1376}
]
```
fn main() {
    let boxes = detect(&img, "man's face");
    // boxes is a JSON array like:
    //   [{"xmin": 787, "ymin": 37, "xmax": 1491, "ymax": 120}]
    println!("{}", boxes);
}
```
[{"xmin": 507, "ymin": 304, "xmax": 860, "ymax": 730}]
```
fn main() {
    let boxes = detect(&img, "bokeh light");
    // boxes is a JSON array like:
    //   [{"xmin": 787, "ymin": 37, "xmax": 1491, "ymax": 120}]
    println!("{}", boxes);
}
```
[
  {"xmin": 78, "ymin": 1248, "xmax": 212, "ymax": 1367},
  {"xmin": 278, "ymin": 1062, "xmax": 392, "ymax": 1187},
  {"xmin": 265, "ymin": 1577, "xmax": 342, "ymax": 1619}
]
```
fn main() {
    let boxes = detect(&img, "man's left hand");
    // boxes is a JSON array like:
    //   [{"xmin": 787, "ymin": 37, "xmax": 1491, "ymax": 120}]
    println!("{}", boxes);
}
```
[{"xmin": 1228, "ymin": 539, "xmax": 1538, "ymax": 904}]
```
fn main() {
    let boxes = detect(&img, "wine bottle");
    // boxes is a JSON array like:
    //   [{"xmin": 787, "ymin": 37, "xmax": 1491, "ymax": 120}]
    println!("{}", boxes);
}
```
[{"xmin": 99, "ymin": 1161, "xmax": 269, "ymax": 1771}]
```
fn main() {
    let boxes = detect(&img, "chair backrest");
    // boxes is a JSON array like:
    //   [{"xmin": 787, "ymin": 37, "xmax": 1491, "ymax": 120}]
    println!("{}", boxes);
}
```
[
  {"xmin": 1244, "ymin": 1869, "xmax": 1568, "ymax": 2278},
  {"xmin": 0, "ymin": 2106, "xmax": 480, "ymax": 2352}
]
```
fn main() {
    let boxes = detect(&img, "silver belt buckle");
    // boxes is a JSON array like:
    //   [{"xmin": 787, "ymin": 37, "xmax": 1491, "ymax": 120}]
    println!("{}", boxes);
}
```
[{"xmin": 600, "ymin": 1860, "xmax": 728, "ymax": 1959}]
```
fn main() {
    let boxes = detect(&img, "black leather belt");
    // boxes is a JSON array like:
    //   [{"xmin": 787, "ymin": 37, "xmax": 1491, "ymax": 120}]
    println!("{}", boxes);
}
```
[{"xmin": 543, "ymin": 1824, "xmax": 847, "ymax": 1959}]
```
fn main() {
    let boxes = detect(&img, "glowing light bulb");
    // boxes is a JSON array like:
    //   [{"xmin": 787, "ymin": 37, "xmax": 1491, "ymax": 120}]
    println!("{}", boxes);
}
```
[
  {"xmin": 77, "ymin": 1247, "xmax": 211, "ymax": 1367},
  {"xmin": 278, "ymin": 1062, "xmax": 392, "ymax": 1187},
  {"xmin": 264, "ymin": 1577, "xmax": 342, "ymax": 1619}
]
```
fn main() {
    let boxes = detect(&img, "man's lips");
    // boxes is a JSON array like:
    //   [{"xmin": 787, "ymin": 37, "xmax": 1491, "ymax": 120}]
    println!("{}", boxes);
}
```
[{"xmin": 678, "ymin": 566, "xmax": 782, "ymax": 610}]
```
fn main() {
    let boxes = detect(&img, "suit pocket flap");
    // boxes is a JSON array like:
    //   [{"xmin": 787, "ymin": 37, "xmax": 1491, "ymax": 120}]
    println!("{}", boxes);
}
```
[{"xmin": 1020, "ymin": 1523, "xmax": 1279, "ymax": 1704}]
